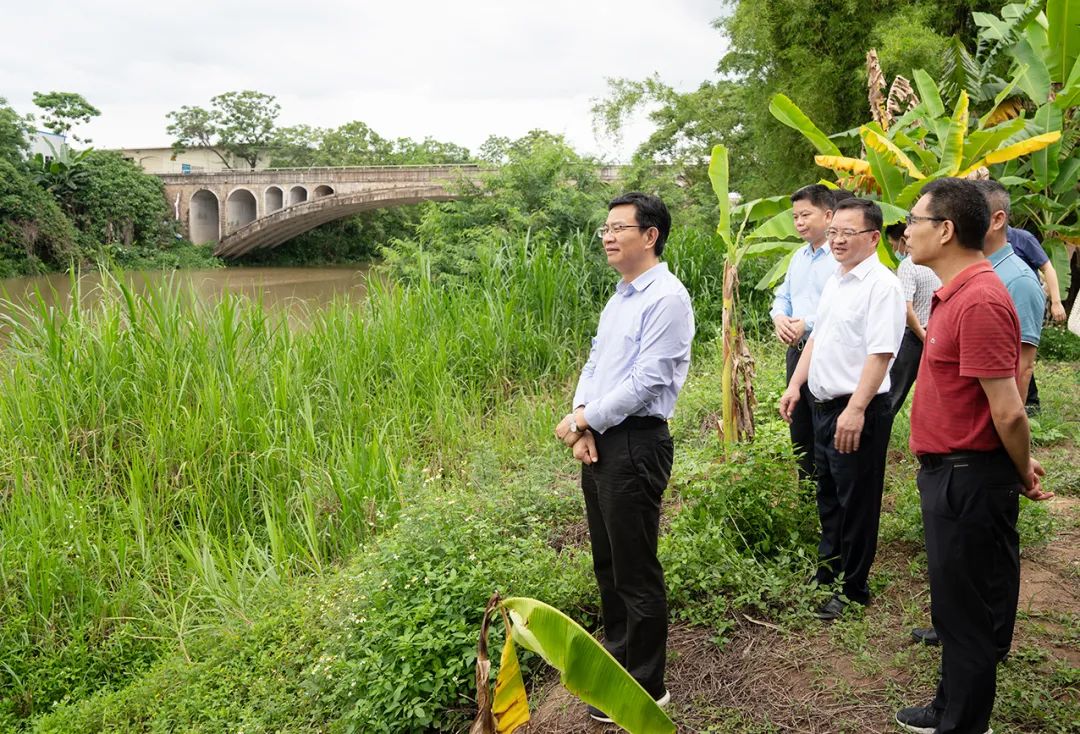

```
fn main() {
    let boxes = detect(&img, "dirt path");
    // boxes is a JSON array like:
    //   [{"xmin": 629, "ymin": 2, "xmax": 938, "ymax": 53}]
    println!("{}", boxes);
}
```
[{"xmin": 522, "ymin": 497, "xmax": 1080, "ymax": 733}]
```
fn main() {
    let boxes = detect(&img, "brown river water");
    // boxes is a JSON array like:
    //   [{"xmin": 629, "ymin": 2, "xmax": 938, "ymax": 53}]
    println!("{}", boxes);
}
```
[{"xmin": 0, "ymin": 266, "xmax": 371, "ymax": 324}]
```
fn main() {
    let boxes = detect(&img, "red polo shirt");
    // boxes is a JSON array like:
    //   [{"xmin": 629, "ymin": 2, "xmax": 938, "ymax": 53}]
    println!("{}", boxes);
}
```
[{"xmin": 910, "ymin": 260, "xmax": 1020, "ymax": 455}]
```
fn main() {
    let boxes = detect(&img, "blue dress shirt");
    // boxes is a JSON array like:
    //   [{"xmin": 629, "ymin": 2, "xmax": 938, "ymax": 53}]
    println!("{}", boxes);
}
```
[
  {"xmin": 573, "ymin": 262, "xmax": 695, "ymax": 434},
  {"xmin": 770, "ymin": 242, "xmax": 835, "ymax": 332},
  {"xmin": 989, "ymin": 244, "xmax": 1044, "ymax": 346}
]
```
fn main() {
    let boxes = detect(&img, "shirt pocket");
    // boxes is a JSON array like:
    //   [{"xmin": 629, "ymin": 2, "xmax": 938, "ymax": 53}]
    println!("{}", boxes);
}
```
[{"xmin": 833, "ymin": 307, "xmax": 864, "ymax": 344}]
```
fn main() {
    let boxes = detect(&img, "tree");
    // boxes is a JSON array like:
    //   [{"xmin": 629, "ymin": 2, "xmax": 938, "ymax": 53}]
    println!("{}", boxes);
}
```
[
  {"xmin": 166, "ymin": 90, "xmax": 281, "ymax": 170},
  {"xmin": 0, "ymin": 158, "xmax": 79, "ymax": 275},
  {"xmin": 0, "ymin": 96, "xmax": 32, "ymax": 165},
  {"xmin": 31, "ymin": 91, "xmax": 100, "ymax": 143}
]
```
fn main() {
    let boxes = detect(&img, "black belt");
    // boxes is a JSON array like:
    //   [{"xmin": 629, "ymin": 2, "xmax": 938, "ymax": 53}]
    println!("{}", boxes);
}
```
[
  {"xmin": 813, "ymin": 392, "xmax": 888, "ymax": 413},
  {"xmin": 788, "ymin": 336, "xmax": 809, "ymax": 352},
  {"xmin": 610, "ymin": 415, "xmax": 667, "ymax": 431},
  {"xmin": 917, "ymin": 449, "xmax": 1007, "ymax": 470}
]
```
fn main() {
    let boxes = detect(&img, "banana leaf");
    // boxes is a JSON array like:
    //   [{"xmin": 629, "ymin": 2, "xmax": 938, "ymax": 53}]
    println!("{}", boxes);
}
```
[
  {"xmin": 746, "ymin": 208, "xmax": 800, "ymax": 241},
  {"xmin": 756, "ymin": 249, "xmax": 796, "ymax": 290},
  {"xmin": 709, "ymin": 145, "xmax": 731, "ymax": 249},
  {"xmin": 1030, "ymin": 104, "xmax": 1063, "ymax": 190},
  {"xmin": 769, "ymin": 94, "xmax": 842, "ymax": 156},
  {"xmin": 1047, "ymin": 0, "xmax": 1080, "ymax": 84},
  {"xmin": 939, "ymin": 92, "xmax": 970, "ymax": 175},
  {"xmin": 862, "ymin": 127, "xmax": 925, "ymax": 179},
  {"xmin": 503, "ymin": 597, "xmax": 675, "ymax": 734}
]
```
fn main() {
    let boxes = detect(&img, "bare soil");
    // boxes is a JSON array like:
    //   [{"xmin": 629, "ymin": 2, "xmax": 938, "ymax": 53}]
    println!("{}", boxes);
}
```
[{"xmin": 522, "ymin": 497, "xmax": 1080, "ymax": 733}]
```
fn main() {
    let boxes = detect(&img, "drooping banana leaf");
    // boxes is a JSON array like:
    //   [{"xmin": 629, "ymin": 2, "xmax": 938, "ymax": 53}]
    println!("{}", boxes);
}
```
[
  {"xmin": 502, "ymin": 597, "xmax": 675, "ymax": 734},
  {"xmin": 769, "ymin": 94, "xmax": 842, "ymax": 157},
  {"xmin": 709, "ymin": 145, "xmax": 731, "ymax": 249}
]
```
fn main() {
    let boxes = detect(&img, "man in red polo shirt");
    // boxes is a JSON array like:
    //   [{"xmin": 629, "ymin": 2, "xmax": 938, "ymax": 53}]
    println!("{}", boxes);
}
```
[{"xmin": 894, "ymin": 178, "xmax": 1053, "ymax": 734}]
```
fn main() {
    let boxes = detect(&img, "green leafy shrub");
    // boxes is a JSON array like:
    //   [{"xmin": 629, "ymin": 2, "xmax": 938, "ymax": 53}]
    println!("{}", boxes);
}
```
[
  {"xmin": 0, "ymin": 158, "xmax": 79, "ymax": 275},
  {"xmin": 1039, "ymin": 325, "xmax": 1080, "ymax": 362}
]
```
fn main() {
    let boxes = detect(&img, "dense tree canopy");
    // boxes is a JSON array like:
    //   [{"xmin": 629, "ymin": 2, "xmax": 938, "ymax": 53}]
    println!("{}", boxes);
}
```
[
  {"xmin": 595, "ymin": 0, "xmax": 1007, "ymax": 204},
  {"xmin": 31, "ymin": 91, "xmax": 100, "ymax": 143},
  {"xmin": 167, "ymin": 90, "xmax": 281, "ymax": 169}
]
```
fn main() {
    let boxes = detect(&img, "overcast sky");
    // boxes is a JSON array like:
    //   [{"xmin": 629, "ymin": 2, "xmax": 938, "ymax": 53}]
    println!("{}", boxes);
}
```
[{"xmin": 2, "ymin": 1, "xmax": 728, "ymax": 161}]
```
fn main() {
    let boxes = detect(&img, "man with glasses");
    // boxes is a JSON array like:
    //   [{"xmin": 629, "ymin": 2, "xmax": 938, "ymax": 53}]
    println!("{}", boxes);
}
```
[
  {"xmin": 554, "ymin": 192, "xmax": 693, "ymax": 721},
  {"xmin": 779, "ymin": 198, "xmax": 904, "ymax": 620},
  {"xmin": 895, "ymin": 178, "xmax": 1052, "ymax": 734},
  {"xmin": 886, "ymin": 223, "xmax": 941, "ymax": 416},
  {"xmin": 771, "ymin": 184, "xmax": 837, "ymax": 488}
]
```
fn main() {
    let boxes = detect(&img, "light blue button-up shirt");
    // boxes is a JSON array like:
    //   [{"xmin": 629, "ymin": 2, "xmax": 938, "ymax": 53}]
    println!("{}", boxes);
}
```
[
  {"xmin": 989, "ymin": 243, "xmax": 1044, "ymax": 346},
  {"xmin": 573, "ymin": 262, "xmax": 695, "ymax": 434},
  {"xmin": 770, "ymin": 242, "xmax": 835, "ymax": 332}
]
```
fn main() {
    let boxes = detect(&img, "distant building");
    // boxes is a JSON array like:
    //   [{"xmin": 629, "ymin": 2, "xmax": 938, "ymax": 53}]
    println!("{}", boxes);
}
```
[
  {"xmin": 117, "ymin": 146, "xmax": 272, "ymax": 174},
  {"xmin": 29, "ymin": 130, "xmax": 67, "ymax": 162}
]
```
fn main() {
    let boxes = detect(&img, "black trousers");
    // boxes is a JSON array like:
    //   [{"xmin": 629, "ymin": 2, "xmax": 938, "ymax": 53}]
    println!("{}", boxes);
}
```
[
  {"xmin": 888, "ymin": 329, "xmax": 923, "ymax": 415},
  {"xmin": 786, "ymin": 345, "xmax": 817, "ymax": 486},
  {"xmin": 811, "ymin": 393, "xmax": 893, "ymax": 604},
  {"xmin": 581, "ymin": 418, "xmax": 673, "ymax": 698},
  {"xmin": 1026, "ymin": 372, "xmax": 1040, "ymax": 409},
  {"xmin": 921, "ymin": 450, "xmax": 1021, "ymax": 734}
]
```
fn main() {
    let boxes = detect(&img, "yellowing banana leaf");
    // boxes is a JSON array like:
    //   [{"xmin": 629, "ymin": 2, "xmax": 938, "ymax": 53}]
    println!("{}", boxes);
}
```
[
  {"xmin": 971, "ymin": 131, "xmax": 1062, "ymax": 170},
  {"xmin": 492, "ymin": 628, "xmax": 529, "ymax": 733},
  {"xmin": 861, "ymin": 127, "xmax": 925, "ymax": 179},
  {"xmin": 962, "ymin": 117, "xmax": 1027, "ymax": 170},
  {"xmin": 502, "ymin": 597, "xmax": 675, "ymax": 734},
  {"xmin": 709, "ymin": 145, "xmax": 732, "ymax": 249},
  {"xmin": 864, "ymin": 145, "xmax": 906, "ymax": 204},
  {"xmin": 815, "ymin": 155, "xmax": 871, "ymax": 175},
  {"xmin": 769, "ymin": 94, "xmax": 842, "ymax": 156},
  {"xmin": 939, "ymin": 91, "xmax": 969, "ymax": 176}
]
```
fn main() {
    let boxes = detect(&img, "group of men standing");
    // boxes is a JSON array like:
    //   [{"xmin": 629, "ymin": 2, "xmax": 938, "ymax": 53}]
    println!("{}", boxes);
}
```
[{"xmin": 555, "ymin": 177, "xmax": 1057, "ymax": 733}]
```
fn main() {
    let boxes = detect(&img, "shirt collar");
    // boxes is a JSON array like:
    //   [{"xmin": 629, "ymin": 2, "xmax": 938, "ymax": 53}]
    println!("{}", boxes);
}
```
[
  {"xmin": 987, "ymin": 243, "xmax": 1014, "ymax": 267},
  {"xmin": 837, "ymin": 253, "xmax": 879, "ymax": 281},
  {"xmin": 933, "ymin": 259, "xmax": 994, "ymax": 303},
  {"xmin": 802, "ymin": 241, "xmax": 831, "ymax": 259},
  {"xmin": 617, "ymin": 261, "xmax": 668, "ymax": 295}
]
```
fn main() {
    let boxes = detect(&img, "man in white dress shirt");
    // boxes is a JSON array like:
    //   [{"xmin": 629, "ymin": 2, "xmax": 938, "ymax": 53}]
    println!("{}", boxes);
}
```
[{"xmin": 779, "ymin": 198, "xmax": 905, "ymax": 619}]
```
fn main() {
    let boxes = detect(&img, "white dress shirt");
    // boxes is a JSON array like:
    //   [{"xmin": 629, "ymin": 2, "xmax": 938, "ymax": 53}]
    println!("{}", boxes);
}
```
[{"xmin": 808, "ymin": 255, "xmax": 905, "ymax": 401}]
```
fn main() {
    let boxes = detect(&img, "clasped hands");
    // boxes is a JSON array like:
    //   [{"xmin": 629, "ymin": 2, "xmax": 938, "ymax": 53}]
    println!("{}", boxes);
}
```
[{"xmin": 554, "ymin": 408, "xmax": 598, "ymax": 465}]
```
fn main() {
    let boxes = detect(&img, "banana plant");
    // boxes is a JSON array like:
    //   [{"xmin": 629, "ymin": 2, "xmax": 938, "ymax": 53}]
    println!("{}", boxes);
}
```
[
  {"xmin": 470, "ymin": 594, "xmax": 675, "ymax": 734},
  {"xmin": 708, "ymin": 144, "xmax": 757, "ymax": 453}
]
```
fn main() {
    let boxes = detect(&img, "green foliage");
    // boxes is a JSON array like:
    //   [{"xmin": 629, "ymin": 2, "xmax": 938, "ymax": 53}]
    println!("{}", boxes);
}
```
[
  {"xmin": 270, "ymin": 121, "xmax": 472, "ymax": 168},
  {"xmin": 1038, "ymin": 325, "xmax": 1080, "ymax": 361},
  {"xmin": 380, "ymin": 131, "xmax": 612, "ymax": 286},
  {"xmin": 30, "ymin": 143, "xmax": 91, "ymax": 210},
  {"xmin": 0, "ymin": 158, "xmax": 79, "ymax": 274},
  {"xmin": 167, "ymin": 90, "xmax": 281, "ymax": 170},
  {"xmin": 0, "ymin": 96, "xmax": 32, "ymax": 165},
  {"xmin": 32, "ymin": 91, "xmax": 100, "ymax": 143},
  {"xmin": 61, "ymin": 151, "xmax": 173, "ymax": 253}
]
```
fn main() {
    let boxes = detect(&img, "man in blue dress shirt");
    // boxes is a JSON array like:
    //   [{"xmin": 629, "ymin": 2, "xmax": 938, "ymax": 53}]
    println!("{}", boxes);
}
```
[
  {"xmin": 554, "ymin": 192, "xmax": 694, "ymax": 719},
  {"xmin": 771, "ymin": 184, "xmax": 837, "ymax": 486}
]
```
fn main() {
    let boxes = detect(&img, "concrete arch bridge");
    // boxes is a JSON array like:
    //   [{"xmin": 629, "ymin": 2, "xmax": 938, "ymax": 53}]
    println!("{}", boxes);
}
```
[{"xmin": 160, "ymin": 165, "xmax": 622, "ymax": 259}]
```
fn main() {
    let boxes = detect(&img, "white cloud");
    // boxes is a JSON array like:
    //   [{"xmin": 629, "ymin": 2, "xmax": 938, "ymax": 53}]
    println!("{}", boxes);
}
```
[{"xmin": 2, "ymin": 0, "xmax": 728, "ymax": 159}]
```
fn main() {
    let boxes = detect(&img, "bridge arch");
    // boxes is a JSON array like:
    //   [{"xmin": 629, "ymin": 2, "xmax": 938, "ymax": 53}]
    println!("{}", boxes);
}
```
[
  {"xmin": 265, "ymin": 186, "xmax": 284, "ymax": 213},
  {"xmin": 314, "ymin": 184, "xmax": 334, "ymax": 198},
  {"xmin": 189, "ymin": 190, "xmax": 220, "ymax": 245},
  {"xmin": 226, "ymin": 188, "xmax": 258, "ymax": 234},
  {"xmin": 288, "ymin": 186, "xmax": 308, "ymax": 206},
  {"xmin": 214, "ymin": 185, "xmax": 457, "ymax": 258}
]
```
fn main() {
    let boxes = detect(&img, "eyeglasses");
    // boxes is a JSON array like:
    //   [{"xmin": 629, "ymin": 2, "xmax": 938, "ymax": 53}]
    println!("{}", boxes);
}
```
[
  {"xmin": 905, "ymin": 213, "xmax": 946, "ymax": 226},
  {"xmin": 826, "ymin": 228, "xmax": 876, "ymax": 240},
  {"xmin": 596, "ymin": 224, "xmax": 647, "ymax": 239}
]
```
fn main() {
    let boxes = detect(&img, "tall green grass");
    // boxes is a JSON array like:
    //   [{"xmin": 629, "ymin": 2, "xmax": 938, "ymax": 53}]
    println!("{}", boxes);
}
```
[{"xmin": 0, "ymin": 231, "xmax": 634, "ymax": 727}]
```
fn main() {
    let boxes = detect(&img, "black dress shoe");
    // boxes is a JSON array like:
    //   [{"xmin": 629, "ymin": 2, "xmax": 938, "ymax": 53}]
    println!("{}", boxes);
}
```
[
  {"xmin": 895, "ymin": 704, "xmax": 941, "ymax": 733},
  {"xmin": 815, "ymin": 594, "xmax": 848, "ymax": 620},
  {"xmin": 911, "ymin": 626, "xmax": 940, "ymax": 645}
]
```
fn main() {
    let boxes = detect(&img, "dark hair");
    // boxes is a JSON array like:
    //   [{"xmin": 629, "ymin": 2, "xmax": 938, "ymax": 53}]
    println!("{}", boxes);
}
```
[
  {"xmin": 831, "ymin": 189, "xmax": 855, "ymax": 204},
  {"xmin": 971, "ymin": 179, "xmax": 1011, "ymax": 219},
  {"xmin": 790, "ymin": 183, "xmax": 835, "ymax": 211},
  {"xmin": 919, "ymin": 178, "xmax": 990, "ymax": 251},
  {"xmin": 885, "ymin": 222, "xmax": 907, "ymax": 241},
  {"xmin": 608, "ymin": 192, "xmax": 672, "ymax": 256},
  {"xmin": 833, "ymin": 197, "xmax": 883, "ymax": 232}
]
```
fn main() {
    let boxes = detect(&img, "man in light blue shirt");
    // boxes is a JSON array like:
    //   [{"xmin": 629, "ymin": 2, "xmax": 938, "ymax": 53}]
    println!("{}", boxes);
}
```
[
  {"xmin": 554, "ymin": 192, "xmax": 693, "ymax": 719},
  {"xmin": 771, "ymin": 184, "xmax": 837, "ymax": 485},
  {"xmin": 977, "ymin": 181, "xmax": 1044, "ymax": 399}
]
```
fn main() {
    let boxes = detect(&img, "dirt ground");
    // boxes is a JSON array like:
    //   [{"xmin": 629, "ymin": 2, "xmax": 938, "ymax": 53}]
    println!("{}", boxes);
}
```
[{"xmin": 521, "ymin": 497, "xmax": 1080, "ymax": 733}]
